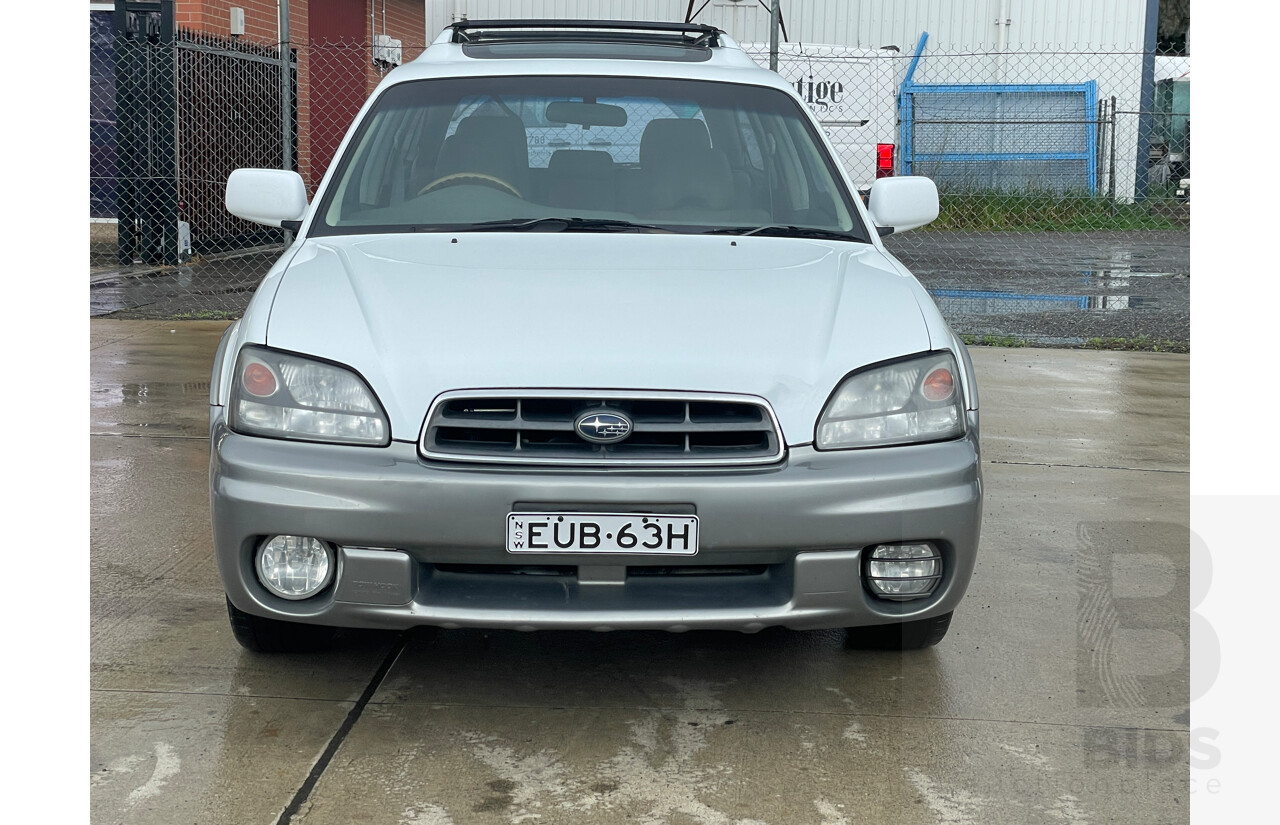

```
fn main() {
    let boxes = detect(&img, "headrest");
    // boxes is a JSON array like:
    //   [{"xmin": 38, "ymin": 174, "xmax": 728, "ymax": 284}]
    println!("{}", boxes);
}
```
[
  {"xmin": 454, "ymin": 115, "xmax": 527, "ymax": 148},
  {"xmin": 639, "ymin": 119, "xmax": 712, "ymax": 168},
  {"xmin": 648, "ymin": 148, "xmax": 734, "ymax": 212},
  {"xmin": 548, "ymin": 150, "xmax": 615, "ymax": 177},
  {"xmin": 435, "ymin": 115, "xmax": 530, "ymax": 184}
]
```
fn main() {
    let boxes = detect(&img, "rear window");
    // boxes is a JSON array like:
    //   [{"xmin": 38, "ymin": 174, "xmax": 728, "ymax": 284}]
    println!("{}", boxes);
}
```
[{"xmin": 313, "ymin": 75, "xmax": 867, "ymax": 240}]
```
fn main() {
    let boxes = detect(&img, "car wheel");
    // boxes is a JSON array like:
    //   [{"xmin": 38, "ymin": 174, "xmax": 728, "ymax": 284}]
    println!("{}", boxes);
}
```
[
  {"xmin": 844, "ymin": 612, "xmax": 952, "ymax": 650},
  {"xmin": 225, "ymin": 596, "xmax": 336, "ymax": 653}
]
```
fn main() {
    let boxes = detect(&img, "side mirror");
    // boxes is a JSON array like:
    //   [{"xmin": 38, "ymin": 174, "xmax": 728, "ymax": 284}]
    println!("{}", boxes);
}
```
[
  {"xmin": 865, "ymin": 176, "xmax": 939, "ymax": 235},
  {"xmin": 226, "ymin": 169, "xmax": 308, "ymax": 228}
]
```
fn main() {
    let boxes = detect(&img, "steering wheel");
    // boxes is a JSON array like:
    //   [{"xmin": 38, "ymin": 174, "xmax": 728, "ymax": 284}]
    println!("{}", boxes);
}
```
[{"xmin": 418, "ymin": 172, "xmax": 522, "ymax": 199}]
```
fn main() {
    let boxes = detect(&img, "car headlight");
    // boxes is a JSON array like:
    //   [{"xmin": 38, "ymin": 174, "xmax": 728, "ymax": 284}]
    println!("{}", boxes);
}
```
[
  {"xmin": 816, "ymin": 352, "xmax": 965, "ymax": 449},
  {"xmin": 228, "ymin": 346, "xmax": 389, "ymax": 445}
]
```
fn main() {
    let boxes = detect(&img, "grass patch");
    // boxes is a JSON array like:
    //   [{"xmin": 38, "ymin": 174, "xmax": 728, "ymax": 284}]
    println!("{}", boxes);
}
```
[
  {"xmin": 961, "ymin": 334, "xmax": 1031, "ymax": 348},
  {"xmin": 1081, "ymin": 336, "xmax": 1188, "ymax": 353},
  {"xmin": 930, "ymin": 192, "xmax": 1184, "ymax": 232},
  {"xmin": 962, "ymin": 334, "xmax": 1188, "ymax": 352},
  {"xmin": 168, "ymin": 310, "xmax": 241, "ymax": 321}
]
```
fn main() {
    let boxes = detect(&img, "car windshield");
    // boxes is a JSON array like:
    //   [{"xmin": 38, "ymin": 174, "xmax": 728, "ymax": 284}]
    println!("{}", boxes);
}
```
[{"xmin": 313, "ymin": 75, "xmax": 869, "ymax": 241}]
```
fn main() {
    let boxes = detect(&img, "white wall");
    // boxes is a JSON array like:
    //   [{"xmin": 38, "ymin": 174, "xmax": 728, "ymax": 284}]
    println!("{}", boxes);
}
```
[{"xmin": 427, "ymin": 1, "xmax": 1148, "ymax": 52}]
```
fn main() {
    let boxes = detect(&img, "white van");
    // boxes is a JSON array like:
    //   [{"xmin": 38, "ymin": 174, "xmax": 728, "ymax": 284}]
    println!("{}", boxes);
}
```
[{"xmin": 741, "ymin": 43, "xmax": 900, "ymax": 191}]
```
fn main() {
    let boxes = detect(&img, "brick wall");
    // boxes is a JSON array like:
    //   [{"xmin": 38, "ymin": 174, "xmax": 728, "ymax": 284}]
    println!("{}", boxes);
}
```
[
  {"xmin": 175, "ymin": 0, "xmax": 308, "ymax": 46},
  {"xmin": 309, "ymin": 1, "xmax": 425, "ymax": 186},
  {"xmin": 105, "ymin": 1, "xmax": 428, "ymax": 191},
  {"xmin": 166, "ymin": 1, "xmax": 425, "ymax": 189},
  {"xmin": 366, "ymin": 0, "xmax": 428, "ymax": 94}
]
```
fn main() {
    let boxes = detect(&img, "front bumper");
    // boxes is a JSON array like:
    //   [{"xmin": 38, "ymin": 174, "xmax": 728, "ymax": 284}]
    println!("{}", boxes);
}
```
[{"xmin": 211, "ymin": 412, "xmax": 982, "ymax": 632}]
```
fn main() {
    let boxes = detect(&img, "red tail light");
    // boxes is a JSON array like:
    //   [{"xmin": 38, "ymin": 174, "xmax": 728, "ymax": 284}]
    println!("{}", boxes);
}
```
[
  {"xmin": 242, "ymin": 362, "xmax": 278, "ymax": 397},
  {"xmin": 921, "ymin": 368, "xmax": 955, "ymax": 402},
  {"xmin": 876, "ymin": 143, "xmax": 895, "ymax": 178}
]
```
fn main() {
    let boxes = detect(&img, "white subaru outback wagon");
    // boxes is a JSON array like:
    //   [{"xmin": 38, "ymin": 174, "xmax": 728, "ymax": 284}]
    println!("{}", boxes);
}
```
[{"xmin": 212, "ymin": 20, "xmax": 982, "ymax": 653}]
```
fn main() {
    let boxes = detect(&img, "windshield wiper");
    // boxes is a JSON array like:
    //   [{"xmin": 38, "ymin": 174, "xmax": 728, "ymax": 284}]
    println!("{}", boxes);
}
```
[
  {"xmin": 415, "ymin": 217, "xmax": 674, "ymax": 233},
  {"xmin": 704, "ymin": 225, "xmax": 869, "ymax": 243}
]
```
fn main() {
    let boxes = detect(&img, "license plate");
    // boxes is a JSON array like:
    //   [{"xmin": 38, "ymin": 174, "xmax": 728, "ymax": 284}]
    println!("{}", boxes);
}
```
[{"xmin": 506, "ymin": 512, "xmax": 698, "ymax": 555}]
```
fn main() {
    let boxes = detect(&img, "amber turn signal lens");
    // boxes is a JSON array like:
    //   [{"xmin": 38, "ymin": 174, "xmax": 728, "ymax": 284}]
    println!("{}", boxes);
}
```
[
  {"xmin": 921, "ymin": 368, "xmax": 954, "ymax": 402},
  {"xmin": 242, "ymin": 362, "xmax": 278, "ymax": 397}
]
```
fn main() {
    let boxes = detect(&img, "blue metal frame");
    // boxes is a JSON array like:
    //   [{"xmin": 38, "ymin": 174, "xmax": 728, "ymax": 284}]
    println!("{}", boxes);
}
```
[
  {"xmin": 928, "ymin": 289, "xmax": 1089, "ymax": 309},
  {"xmin": 903, "ymin": 31, "xmax": 928, "ymax": 88},
  {"xmin": 901, "ymin": 79, "xmax": 1099, "ymax": 193}
]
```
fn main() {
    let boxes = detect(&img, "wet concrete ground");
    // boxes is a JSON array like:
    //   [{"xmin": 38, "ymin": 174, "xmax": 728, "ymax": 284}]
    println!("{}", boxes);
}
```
[
  {"xmin": 887, "ymin": 230, "xmax": 1190, "ymax": 345},
  {"xmin": 90, "ymin": 250, "xmax": 279, "ymax": 319},
  {"xmin": 90, "ymin": 321, "xmax": 1189, "ymax": 825},
  {"xmin": 90, "ymin": 230, "xmax": 1190, "ymax": 346}
]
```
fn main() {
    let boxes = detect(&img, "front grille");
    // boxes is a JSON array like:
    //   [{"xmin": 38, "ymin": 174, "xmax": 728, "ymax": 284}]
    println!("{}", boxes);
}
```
[
  {"xmin": 430, "ymin": 564, "xmax": 770, "ymax": 579},
  {"xmin": 433, "ymin": 564, "xmax": 577, "ymax": 577},
  {"xmin": 419, "ymin": 391, "xmax": 784, "ymax": 466},
  {"xmin": 627, "ymin": 565, "xmax": 769, "ymax": 577}
]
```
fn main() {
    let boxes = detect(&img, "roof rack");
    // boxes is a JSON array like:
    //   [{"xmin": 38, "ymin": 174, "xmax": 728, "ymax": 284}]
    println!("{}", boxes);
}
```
[{"xmin": 449, "ymin": 19, "xmax": 725, "ymax": 48}]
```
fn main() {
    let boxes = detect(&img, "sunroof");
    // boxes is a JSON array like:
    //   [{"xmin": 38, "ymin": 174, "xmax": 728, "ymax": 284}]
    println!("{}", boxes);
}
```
[
  {"xmin": 449, "ymin": 20, "xmax": 722, "ymax": 57},
  {"xmin": 462, "ymin": 40, "xmax": 713, "ymax": 62}
]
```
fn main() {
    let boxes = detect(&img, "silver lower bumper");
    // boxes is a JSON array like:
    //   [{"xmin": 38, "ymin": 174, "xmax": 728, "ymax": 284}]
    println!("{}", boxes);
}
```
[{"xmin": 211, "ymin": 413, "xmax": 982, "ymax": 632}]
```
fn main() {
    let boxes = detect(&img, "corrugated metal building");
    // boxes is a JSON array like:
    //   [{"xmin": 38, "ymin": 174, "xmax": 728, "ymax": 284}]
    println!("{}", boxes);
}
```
[
  {"xmin": 423, "ymin": 1, "xmax": 1157, "ymax": 199},
  {"xmin": 427, "ymin": 1, "xmax": 1149, "ymax": 53}
]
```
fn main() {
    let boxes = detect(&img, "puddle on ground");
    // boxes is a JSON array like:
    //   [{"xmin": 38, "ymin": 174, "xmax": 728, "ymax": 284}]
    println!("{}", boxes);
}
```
[
  {"xmin": 91, "ymin": 382, "xmax": 210, "ymax": 409},
  {"xmin": 1095, "ymin": 269, "xmax": 1183, "ymax": 278},
  {"xmin": 1080, "ymin": 267, "xmax": 1186, "ymax": 285},
  {"xmin": 929, "ymin": 289, "xmax": 1159, "ymax": 315}
]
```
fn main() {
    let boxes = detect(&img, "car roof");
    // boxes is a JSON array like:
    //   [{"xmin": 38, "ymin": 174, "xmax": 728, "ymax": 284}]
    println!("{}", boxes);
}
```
[{"xmin": 380, "ymin": 19, "xmax": 791, "ymax": 93}]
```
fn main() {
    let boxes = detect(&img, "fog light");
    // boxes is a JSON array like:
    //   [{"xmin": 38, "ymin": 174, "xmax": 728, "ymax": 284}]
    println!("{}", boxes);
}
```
[
  {"xmin": 866, "ymin": 543, "xmax": 942, "ymax": 601},
  {"xmin": 257, "ymin": 535, "xmax": 334, "ymax": 600}
]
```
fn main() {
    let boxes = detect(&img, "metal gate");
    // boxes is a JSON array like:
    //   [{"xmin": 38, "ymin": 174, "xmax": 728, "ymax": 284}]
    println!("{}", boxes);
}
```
[
  {"xmin": 177, "ymin": 31, "xmax": 297, "ymax": 255},
  {"xmin": 108, "ymin": 0, "xmax": 296, "ymax": 264},
  {"xmin": 901, "ymin": 81, "xmax": 1099, "ymax": 194}
]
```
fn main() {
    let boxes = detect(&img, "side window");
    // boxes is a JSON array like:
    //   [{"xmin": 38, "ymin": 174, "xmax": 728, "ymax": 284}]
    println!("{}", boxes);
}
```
[
  {"xmin": 328, "ymin": 105, "xmax": 431, "ymax": 220},
  {"xmin": 517, "ymin": 96, "xmax": 572, "ymax": 128},
  {"xmin": 736, "ymin": 109, "xmax": 765, "ymax": 171},
  {"xmin": 448, "ymin": 96, "xmax": 575, "ymax": 169},
  {"xmin": 443, "ymin": 95, "xmax": 491, "ymax": 138},
  {"xmin": 523, "ymin": 97, "xmax": 579, "ymax": 168},
  {"xmin": 441, "ymin": 95, "xmax": 561, "ymax": 168},
  {"xmin": 327, "ymin": 108, "xmax": 396, "ymax": 221},
  {"xmin": 760, "ymin": 111, "xmax": 810, "ymax": 214},
  {"xmin": 439, "ymin": 95, "xmax": 708, "ymax": 168},
  {"xmin": 778, "ymin": 115, "xmax": 852, "ymax": 225}
]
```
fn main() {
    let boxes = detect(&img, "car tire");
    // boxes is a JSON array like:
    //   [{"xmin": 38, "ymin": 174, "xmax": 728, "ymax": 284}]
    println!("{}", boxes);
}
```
[
  {"xmin": 844, "ymin": 612, "xmax": 952, "ymax": 650},
  {"xmin": 225, "ymin": 596, "xmax": 336, "ymax": 653}
]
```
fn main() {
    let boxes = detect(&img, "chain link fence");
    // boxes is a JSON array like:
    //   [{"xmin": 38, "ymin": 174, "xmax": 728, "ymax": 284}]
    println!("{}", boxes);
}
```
[{"xmin": 90, "ymin": 34, "xmax": 1188, "ymax": 349}]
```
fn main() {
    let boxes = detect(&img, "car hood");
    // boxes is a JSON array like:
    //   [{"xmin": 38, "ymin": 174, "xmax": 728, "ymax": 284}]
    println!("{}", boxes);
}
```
[{"xmin": 265, "ymin": 233, "xmax": 933, "ymax": 445}]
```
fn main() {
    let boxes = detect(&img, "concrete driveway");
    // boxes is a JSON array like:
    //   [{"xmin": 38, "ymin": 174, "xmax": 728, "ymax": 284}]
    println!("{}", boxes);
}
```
[{"xmin": 90, "ymin": 321, "xmax": 1189, "ymax": 825}]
